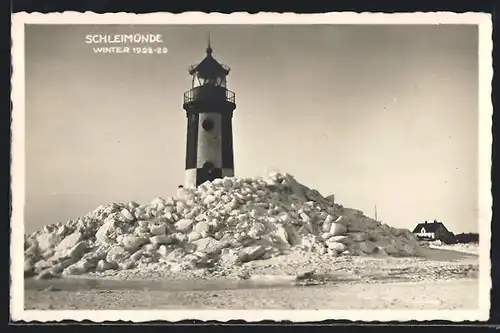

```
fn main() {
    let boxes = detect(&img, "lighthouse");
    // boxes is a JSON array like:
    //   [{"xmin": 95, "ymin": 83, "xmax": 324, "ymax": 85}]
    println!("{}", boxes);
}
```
[{"xmin": 182, "ymin": 39, "xmax": 236, "ymax": 188}]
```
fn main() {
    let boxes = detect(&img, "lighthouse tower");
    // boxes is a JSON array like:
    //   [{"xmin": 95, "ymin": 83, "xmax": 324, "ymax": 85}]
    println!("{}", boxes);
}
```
[{"xmin": 182, "ymin": 40, "xmax": 236, "ymax": 188}]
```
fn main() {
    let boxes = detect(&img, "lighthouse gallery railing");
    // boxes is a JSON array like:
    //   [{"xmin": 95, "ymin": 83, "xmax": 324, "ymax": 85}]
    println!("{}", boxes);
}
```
[{"xmin": 183, "ymin": 86, "xmax": 235, "ymax": 105}]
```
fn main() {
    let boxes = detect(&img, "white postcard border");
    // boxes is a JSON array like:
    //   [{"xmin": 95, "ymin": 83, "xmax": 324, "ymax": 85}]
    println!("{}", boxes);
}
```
[{"xmin": 10, "ymin": 11, "xmax": 493, "ymax": 322}]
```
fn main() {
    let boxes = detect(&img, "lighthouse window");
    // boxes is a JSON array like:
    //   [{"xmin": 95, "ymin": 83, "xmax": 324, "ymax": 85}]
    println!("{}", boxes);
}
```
[{"xmin": 202, "ymin": 118, "xmax": 214, "ymax": 131}]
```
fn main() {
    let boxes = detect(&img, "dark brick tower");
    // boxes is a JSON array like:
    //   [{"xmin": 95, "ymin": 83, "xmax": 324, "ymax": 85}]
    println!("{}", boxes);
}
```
[{"xmin": 182, "ymin": 39, "xmax": 236, "ymax": 188}]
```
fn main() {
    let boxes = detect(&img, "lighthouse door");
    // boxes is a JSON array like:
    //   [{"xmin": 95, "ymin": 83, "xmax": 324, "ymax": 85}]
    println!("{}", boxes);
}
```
[{"xmin": 197, "ymin": 161, "xmax": 222, "ymax": 186}]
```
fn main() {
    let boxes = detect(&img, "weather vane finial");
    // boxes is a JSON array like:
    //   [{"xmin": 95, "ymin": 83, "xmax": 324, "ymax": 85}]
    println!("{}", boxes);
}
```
[{"xmin": 206, "ymin": 31, "xmax": 213, "ymax": 55}]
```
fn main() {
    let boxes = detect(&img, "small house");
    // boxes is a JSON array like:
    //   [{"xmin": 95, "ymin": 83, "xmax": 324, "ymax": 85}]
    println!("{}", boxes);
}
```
[{"xmin": 412, "ymin": 220, "xmax": 455, "ymax": 242}]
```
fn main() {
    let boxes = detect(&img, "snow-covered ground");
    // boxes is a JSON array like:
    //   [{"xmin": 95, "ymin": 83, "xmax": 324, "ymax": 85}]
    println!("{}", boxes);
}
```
[
  {"xmin": 25, "ymin": 278, "xmax": 478, "ymax": 310},
  {"xmin": 23, "ymin": 173, "xmax": 480, "ymax": 311},
  {"xmin": 24, "ymin": 244, "xmax": 479, "ymax": 310},
  {"xmin": 424, "ymin": 241, "xmax": 480, "ymax": 255}
]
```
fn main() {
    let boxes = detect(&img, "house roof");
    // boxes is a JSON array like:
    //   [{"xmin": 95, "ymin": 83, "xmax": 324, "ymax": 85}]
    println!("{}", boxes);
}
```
[{"xmin": 412, "ymin": 221, "xmax": 449, "ymax": 233}]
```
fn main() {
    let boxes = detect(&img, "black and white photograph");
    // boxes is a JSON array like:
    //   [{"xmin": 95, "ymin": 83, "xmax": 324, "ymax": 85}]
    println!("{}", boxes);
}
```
[{"xmin": 10, "ymin": 12, "xmax": 492, "ymax": 322}]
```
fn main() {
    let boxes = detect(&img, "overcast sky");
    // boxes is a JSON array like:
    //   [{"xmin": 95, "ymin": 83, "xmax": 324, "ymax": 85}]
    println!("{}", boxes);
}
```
[{"xmin": 24, "ymin": 24, "xmax": 479, "ymax": 234}]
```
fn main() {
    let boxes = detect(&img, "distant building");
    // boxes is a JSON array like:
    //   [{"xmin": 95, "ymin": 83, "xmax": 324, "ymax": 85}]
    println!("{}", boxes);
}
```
[
  {"xmin": 412, "ymin": 220, "xmax": 455, "ymax": 242},
  {"xmin": 455, "ymin": 233, "xmax": 479, "ymax": 243}
]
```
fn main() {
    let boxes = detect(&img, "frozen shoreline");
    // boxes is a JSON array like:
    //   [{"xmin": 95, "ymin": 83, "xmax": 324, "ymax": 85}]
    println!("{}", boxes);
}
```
[
  {"xmin": 25, "ymin": 278, "xmax": 479, "ymax": 310},
  {"xmin": 24, "ymin": 247, "xmax": 479, "ymax": 310}
]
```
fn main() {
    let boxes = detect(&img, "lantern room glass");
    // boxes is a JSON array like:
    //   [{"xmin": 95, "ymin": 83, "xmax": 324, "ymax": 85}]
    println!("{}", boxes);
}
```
[{"xmin": 192, "ymin": 73, "xmax": 227, "ymax": 88}]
